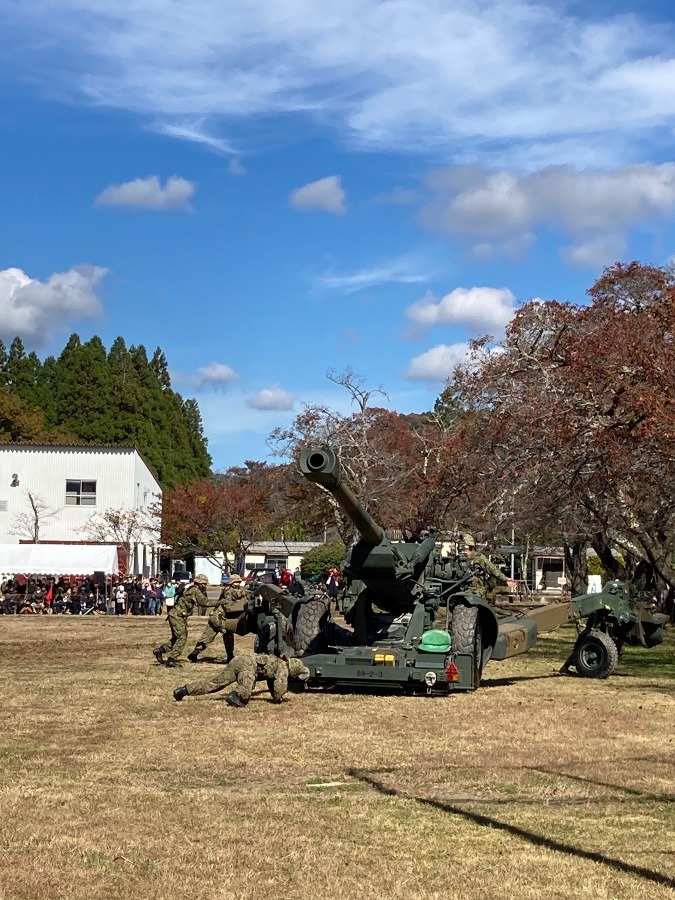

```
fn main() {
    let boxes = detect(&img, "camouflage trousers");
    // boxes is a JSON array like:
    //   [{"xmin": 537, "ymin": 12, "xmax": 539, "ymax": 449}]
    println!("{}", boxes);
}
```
[
  {"xmin": 159, "ymin": 610, "xmax": 190, "ymax": 661},
  {"xmin": 194, "ymin": 609, "xmax": 253, "ymax": 659},
  {"xmin": 184, "ymin": 656, "xmax": 257, "ymax": 701}
]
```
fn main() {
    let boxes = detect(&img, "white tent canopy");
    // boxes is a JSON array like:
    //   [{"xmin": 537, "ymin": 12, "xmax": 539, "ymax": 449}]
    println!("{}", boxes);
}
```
[{"xmin": 0, "ymin": 544, "xmax": 119, "ymax": 575}]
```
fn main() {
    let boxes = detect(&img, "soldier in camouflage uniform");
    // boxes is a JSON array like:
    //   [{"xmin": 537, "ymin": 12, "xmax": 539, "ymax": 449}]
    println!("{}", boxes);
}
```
[
  {"xmin": 187, "ymin": 574, "xmax": 251, "ymax": 663},
  {"xmin": 153, "ymin": 575, "xmax": 217, "ymax": 667},
  {"xmin": 463, "ymin": 533, "xmax": 510, "ymax": 601},
  {"xmin": 172, "ymin": 653, "xmax": 310, "ymax": 707}
]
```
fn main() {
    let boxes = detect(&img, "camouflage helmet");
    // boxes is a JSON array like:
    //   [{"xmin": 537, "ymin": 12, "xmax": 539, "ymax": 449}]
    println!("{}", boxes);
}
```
[
  {"xmin": 194, "ymin": 574, "xmax": 208, "ymax": 585},
  {"xmin": 228, "ymin": 574, "xmax": 242, "ymax": 584},
  {"xmin": 462, "ymin": 533, "xmax": 476, "ymax": 548},
  {"xmin": 287, "ymin": 658, "xmax": 310, "ymax": 681}
]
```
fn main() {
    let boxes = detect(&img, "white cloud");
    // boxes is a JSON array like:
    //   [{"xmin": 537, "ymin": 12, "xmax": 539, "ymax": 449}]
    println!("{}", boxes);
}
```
[
  {"xmin": 407, "ymin": 287, "xmax": 517, "ymax": 333},
  {"xmin": 319, "ymin": 256, "xmax": 431, "ymax": 292},
  {"xmin": 193, "ymin": 362, "xmax": 238, "ymax": 390},
  {"xmin": 421, "ymin": 163, "xmax": 675, "ymax": 264},
  {"xmin": 4, "ymin": 2, "xmax": 675, "ymax": 165},
  {"xmin": 94, "ymin": 175, "xmax": 196, "ymax": 210},
  {"xmin": 406, "ymin": 343, "xmax": 471, "ymax": 382},
  {"xmin": 0, "ymin": 265, "xmax": 107, "ymax": 347},
  {"xmin": 561, "ymin": 234, "xmax": 628, "ymax": 269},
  {"xmin": 290, "ymin": 176, "xmax": 346, "ymax": 214},
  {"xmin": 228, "ymin": 157, "xmax": 246, "ymax": 176},
  {"xmin": 247, "ymin": 386, "xmax": 295, "ymax": 411}
]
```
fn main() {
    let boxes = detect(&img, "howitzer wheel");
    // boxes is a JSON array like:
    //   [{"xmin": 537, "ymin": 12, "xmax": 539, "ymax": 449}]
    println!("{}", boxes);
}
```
[
  {"xmin": 573, "ymin": 630, "xmax": 619, "ymax": 679},
  {"xmin": 291, "ymin": 596, "xmax": 331, "ymax": 656},
  {"xmin": 451, "ymin": 604, "xmax": 483, "ymax": 690}
]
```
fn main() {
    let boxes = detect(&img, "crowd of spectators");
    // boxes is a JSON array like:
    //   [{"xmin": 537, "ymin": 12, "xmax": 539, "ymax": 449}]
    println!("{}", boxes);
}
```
[{"xmin": 0, "ymin": 573, "xmax": 185, "ymax": 616}]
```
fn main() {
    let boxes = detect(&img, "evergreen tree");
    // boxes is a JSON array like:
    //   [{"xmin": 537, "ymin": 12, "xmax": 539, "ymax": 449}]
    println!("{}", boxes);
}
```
[
  {"xmin": 108, "ymin": 336, "xmax": 148, "ymax": 447},
  {"xmin": 0, "ymin": 331, "xmax": 212, "ymax": 487},
  {"xmin": 0, "ymin": 340, "xmax": 8, "ymax": 388},
  {"xmin": 182, "ymin": 397, "xmax": 212, "ymax": 476},
  {"xmin": 54, "ymin": 334, "xmax": 114, "ymax": 442},
  {"xmin": 150, "ymin": 348, "xmax": 171, "ymax": 389},
  {"xmin": 6, "ymin": 336, "xmax": 38, "ymax": 404},
  {"xmin": 38, "ymin": 356, "xmax": 59, "ymax": 426}
]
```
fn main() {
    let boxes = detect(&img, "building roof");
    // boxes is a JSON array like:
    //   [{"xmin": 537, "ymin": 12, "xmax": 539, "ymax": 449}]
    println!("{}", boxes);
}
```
[
  {"xmin": 0, "ymin": 443, "xmax": 160, "ymax": 487},
  {"xmin": 245, "ymin": 541, "xmax": 323, "ymax": 555}
]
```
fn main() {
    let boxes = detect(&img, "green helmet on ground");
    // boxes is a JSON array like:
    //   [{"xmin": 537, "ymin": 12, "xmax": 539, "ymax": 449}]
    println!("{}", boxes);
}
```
[{"xmin": 418, "ymin": 629, "xmax": 452, "ymax": 653}]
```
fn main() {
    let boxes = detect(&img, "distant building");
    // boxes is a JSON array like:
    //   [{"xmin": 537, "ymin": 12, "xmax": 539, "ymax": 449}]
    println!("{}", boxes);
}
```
[
  {"xmin": 0, "ymin": 444, "xmax": 161, "ymax": 576},
  {"xmin": 499, "ymin": 544, "xmax": 568, "ymax": 594},
  {"xmin": 194, "ymin": 540, "xmax": 323, "ymax": 583}
]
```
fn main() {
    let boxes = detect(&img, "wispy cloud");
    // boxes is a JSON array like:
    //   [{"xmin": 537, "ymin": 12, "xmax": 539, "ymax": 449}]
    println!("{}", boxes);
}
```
[
  {"xmin": 4, "ymin": 2, "xmax": 675, "ymax": 165},
  {"xmin": 228, "ymin": 157, "xmax": 246, "ymax": 176},
  {"xmin": 0, "ymin": 265, "xmax": 106, "ymax": 347},
  {"xmin": 153, "ymin": 120, "xmax": 236, "ymax": 154},
  {"xmin": 290, "ymin": 176, "xmax": 346, "ymax": 214},
  {"xmin": 94, "ymin": 175, "xmax": 196, "ymax": 211},
  {"xmin": 319, "ymin": 257, "xmax": 432, "ymax": 293},
  {"xmin": 371, "ymin": 187, "xmax": 419, "ymax": 206}
]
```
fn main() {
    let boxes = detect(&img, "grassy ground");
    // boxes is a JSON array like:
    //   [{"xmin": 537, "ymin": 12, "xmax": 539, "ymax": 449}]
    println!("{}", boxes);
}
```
[{"xmin": 0, "ymin": 616, "xmax": 673, "ymax": 900}]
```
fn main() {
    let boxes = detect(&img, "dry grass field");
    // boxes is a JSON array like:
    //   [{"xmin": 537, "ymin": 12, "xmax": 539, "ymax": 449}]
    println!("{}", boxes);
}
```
[{"xmin": 0, "ymin": 615, "xmax": 673, "ymax": 900}]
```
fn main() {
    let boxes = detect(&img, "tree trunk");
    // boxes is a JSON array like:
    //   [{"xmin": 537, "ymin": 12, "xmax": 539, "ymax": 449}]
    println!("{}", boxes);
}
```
[{"xmin": 564, "ymin": 541, "xmax": 588, "ymax": 597}]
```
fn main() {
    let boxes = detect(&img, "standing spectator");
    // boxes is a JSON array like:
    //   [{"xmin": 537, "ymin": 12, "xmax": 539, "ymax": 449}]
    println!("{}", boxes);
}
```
[
  {"xmin": 326, "ymin": 568, "xmax": 340, "ymax": 604},
  {"xmin": 153, "ymin": 579, "xmax": 164, "ymax": 616},
  {"xmin": 280, "ymin": 568, "xmax": 292, "ymax": 588},
  {"xmin": 164, "ymin": 580, "xmax": 176, "ymax": 614},
  {"xmin": 115, "ymin": 583, "xmax": 127, "ymax": 616},
  {"xmin": 144, "ymin": 580, "xmax": 157, "ymax": 615}
]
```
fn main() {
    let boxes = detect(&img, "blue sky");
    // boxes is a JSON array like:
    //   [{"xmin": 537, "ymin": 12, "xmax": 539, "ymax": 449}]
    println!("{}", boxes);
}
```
[{"xmin": 2, "ymin": 0, "xmax": 675, "ymax": 471}]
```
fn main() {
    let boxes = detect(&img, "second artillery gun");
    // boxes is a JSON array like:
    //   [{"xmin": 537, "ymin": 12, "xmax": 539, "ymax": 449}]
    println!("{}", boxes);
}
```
[{"xmin": 250, "ymin": 448, "xmax": 667, "ymax": 692}]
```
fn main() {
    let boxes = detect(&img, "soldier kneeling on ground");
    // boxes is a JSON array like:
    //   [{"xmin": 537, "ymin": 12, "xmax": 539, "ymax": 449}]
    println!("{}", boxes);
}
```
[{"xmin": 173, "ymin": 653, "xmax": 310, "ymax": 707}]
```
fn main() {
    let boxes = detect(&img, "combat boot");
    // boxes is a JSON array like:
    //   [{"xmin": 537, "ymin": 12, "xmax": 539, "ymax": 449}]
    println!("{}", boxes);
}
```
[
  {"xmin": 165, "ymin": 658, "xmax": 182, "ymax": 668},
  {"xmin": 173, "ymin": 685, "xmax": 189, "ymax": 702},
  {"xmin": 187, "ymin": 642, "xmax": 206, "ymax": 662},
  {"xmin": 153, "ymin": 647, "xmax": 165, "ymax": 664},
  {"xmin": 224, "ymin": 691, "xmax": 246, "ymax": 708}
]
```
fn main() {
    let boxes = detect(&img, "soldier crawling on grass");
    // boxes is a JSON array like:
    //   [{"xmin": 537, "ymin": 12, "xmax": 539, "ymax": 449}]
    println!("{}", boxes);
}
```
[{"xmin": 173, "ymin": 653, "xmax": 310, "ymax": 707}]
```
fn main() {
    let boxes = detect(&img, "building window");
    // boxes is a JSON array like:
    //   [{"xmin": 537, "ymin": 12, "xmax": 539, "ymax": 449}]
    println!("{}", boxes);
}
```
[
  {"xmin": 265, "ymin": 555, "xmax": 287, "ymax": 569},
  {"xmin": 66, "ymin": 479, "xmax": 97, "ymax": 506}
]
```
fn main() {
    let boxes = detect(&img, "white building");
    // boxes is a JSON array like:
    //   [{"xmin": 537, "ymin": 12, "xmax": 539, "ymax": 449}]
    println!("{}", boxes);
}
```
[
  {"xmin": 194, "ymin": 540, "xmax": 323, "ymax": 583},
  {"xmin": 0, "ymin": 444, "xmax": 161, "ymax": 576}
]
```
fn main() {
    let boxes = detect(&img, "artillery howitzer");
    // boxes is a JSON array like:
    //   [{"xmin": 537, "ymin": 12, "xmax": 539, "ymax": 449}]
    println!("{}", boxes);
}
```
[{"xmin": 251, "ymin": 448, "xmax": 667, "ymax": 691}]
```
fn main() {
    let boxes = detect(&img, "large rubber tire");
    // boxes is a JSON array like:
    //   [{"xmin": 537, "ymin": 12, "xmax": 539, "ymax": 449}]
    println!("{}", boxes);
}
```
[
  {"xmin": 291, "ymin": 597, "xmax": 331, "ymax": 656},
  {"xmin": 451, "ymin": 604, "xmax": 483, "ymax": 689},
  {"xmin": 573, "ymin": 630, "xmax": 619, "ymax": 679}
]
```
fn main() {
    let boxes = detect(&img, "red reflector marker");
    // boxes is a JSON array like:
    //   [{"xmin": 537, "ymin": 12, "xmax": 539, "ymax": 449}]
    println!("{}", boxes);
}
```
[{"xmin": 445, "ymin": 661, "xmax": 460, "ymax": 682}]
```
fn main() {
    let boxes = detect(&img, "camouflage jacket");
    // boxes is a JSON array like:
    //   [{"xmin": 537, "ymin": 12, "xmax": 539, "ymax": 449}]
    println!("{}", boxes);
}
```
[
  {"xmin": 217, "ymin": 585, "xmax": 250, "ymax": 611},
  {"xmin": 171, "ymin": 584, "xmax": 214, "ymax": 618},
  {"xmin": 253, "ymin": 653, "xmax": 290, "ymax": 702},
  {"xmin": 468, "ymin": 553, "xmax": 509, "ymax": 599}
]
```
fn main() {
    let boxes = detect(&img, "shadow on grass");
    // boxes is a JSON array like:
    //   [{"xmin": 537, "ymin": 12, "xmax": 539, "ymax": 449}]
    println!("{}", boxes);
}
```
[
  {"xmin": 350, "ymin": 768, "xmax": 675, "ymax": 890},
  {"xmin": 524, "ymin": 765, "xmax": 675, "ymax": 803},
  {"xmin": 480, "ymin": 673, "xmax": 565, "ymax": 688}
]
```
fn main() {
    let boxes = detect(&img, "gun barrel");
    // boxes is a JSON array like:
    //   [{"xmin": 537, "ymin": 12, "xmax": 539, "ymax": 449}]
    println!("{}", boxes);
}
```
[{"xmin": 299, "ymin": 448, "xmax": 384, "ymax": 544}]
